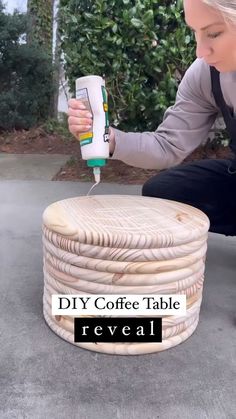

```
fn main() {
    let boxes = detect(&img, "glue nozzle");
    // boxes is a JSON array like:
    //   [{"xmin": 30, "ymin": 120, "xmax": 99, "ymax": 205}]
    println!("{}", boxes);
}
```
[
  {"xmin": 87, "ymin": 159, "xmax": 106, "ymax": 184},
  {"xmin": 93, "ymin": 167, "xmax": 101, "ymax": 184}
]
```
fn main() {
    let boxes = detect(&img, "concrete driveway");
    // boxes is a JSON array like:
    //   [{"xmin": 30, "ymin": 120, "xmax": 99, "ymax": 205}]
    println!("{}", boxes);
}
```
[{"xmin": 0, "ymin": 153, "xmax": 70, "ymax": 180}]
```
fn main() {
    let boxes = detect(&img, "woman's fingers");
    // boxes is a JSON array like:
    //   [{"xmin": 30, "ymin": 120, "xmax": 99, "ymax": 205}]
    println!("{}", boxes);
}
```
[
  {"xmin": 68, "ymin": 107, "xmax": 92, "ymax": 118},
  {"xmin": 68, "ymin": 99, "xmax": 93, "ymax": 136},
  {"xmin": 69, "ymin": 125, "xmax": 91, "ymax": 135},
  {"xmin": 68, "ymin": 116, "xmax": 92, "ymax": 126},
  {"xmin": 68, "ymin": 98, "xmax": 87, "ymax": 110}
]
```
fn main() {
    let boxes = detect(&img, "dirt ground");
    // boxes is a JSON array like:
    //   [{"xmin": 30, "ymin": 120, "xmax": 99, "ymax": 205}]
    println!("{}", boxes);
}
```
[{"xmin": 0, "ymin": 126, "xmax": 233, "ymax": 184}]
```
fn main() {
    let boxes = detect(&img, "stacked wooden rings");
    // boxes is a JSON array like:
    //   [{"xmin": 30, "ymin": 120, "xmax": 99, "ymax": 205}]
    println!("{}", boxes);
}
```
[{"xmin": 42, "ymin": 195, "xmax": 209, "ymax": 355}]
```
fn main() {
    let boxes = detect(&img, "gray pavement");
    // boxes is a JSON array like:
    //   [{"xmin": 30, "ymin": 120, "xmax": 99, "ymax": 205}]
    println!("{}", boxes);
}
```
[
  {"xmin": 0, "ymin": 176, "xmax": 236, "ymax": 418},
  {"xmin": 0, "ymin": 153, "xmax": 70, "ymax": 180}
]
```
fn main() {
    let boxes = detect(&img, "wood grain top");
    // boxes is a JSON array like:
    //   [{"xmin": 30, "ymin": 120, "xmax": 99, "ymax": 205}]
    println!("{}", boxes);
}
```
[{"xmin": 43, "ymin": 195, "xmax": 209, "ymax": 248}]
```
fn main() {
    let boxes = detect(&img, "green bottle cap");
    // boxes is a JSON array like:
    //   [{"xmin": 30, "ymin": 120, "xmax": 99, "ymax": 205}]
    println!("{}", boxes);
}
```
[{"xmin": 87, "ymin": 159, "xmax": 107, "ymax": 167}]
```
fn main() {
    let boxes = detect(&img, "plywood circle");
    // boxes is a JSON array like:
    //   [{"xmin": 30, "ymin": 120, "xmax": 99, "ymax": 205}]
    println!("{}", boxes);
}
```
[
  {"xmin": 43, "ymin": 195, "xmax": 209, "ymax": 248},
  {"xmin": 43, "ymin": 225, "xmax": 207, "ymax": 262},
  {"xmin": 44, "ymin": 252, "xmax": 205, "ymax": 286},
  {"xmin": 43, "ymin": 237, "xmax": 207, "ymax": 274},
  {"xmin": 44, "ymin": 261, "xmax": 204, "ymax": 297}
]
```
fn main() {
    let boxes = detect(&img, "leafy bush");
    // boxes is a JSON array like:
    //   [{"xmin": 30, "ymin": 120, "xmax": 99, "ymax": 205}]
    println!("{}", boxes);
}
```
[
  {"xmin": 59, "ymin": 0, "xmax": 195, "ymax": 131},
  {"xmin": 0, "ymin": 1, "xmax": 54, "ymax": 131},
  {"xmin": 42, "ymin": 116, "xmax": 73, "ymax": 140}
]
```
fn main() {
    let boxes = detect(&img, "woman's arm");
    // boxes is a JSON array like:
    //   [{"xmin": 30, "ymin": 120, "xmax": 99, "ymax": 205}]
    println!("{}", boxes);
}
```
[{"xmin": 110, "ymin": 58, "xmax": 218, "ymax": 170}]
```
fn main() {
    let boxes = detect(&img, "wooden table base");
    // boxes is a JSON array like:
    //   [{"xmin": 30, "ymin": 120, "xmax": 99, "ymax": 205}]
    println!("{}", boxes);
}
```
[{"xmin": 42, "ymin": 195, "xmax": 209, "ymax": 355}]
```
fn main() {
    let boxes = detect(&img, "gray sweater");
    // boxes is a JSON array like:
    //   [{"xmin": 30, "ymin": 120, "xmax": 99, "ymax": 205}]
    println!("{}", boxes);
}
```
[{"xmin": 111, "ymin": 58, "xmax": 236, "ymax": 170}]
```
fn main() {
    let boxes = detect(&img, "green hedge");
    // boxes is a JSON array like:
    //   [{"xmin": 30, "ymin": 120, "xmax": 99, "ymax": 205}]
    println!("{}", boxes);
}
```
[{"xmin": 59, "ymin": 0, "xmax": 195, "ymax": 131}]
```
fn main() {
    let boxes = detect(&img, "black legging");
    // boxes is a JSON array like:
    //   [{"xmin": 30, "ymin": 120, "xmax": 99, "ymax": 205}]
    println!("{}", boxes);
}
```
[{"xmin": 142, "ymin": 159, "xmax": 236, "ymax": 236}]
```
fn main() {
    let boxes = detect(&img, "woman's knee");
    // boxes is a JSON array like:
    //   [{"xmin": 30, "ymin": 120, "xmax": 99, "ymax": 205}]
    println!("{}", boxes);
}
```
[{"xmin": 142, "ymin": 173, "xmax": 172, "ymax": 199}]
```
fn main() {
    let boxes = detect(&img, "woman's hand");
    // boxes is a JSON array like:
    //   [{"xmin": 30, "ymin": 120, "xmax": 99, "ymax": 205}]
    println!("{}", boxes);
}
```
[
  {"xmin": 68, "ymin": 99, "xmax": 92, "ymax": 138},
  {"xmin": 68, "ymin": 98, "xmax": 116, "ymax": 155}
]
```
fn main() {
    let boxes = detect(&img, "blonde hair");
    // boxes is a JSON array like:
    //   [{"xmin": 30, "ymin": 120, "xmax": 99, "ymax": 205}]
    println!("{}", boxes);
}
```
[{"xmin": 202, "ymin": 1, "xmax": 236, "ymax": 25}]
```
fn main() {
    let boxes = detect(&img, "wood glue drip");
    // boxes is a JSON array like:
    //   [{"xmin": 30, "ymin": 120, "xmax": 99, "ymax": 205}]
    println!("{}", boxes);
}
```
[{"xmin": 87, "ymin": 167, "xmax": 101, "ymax": 196}]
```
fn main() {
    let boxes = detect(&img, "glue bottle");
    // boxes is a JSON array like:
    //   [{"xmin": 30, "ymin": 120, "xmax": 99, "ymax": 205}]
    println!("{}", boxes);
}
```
[{"xmin": 75, "ymin": 75, "xmax": 110, "ymax": 184}]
